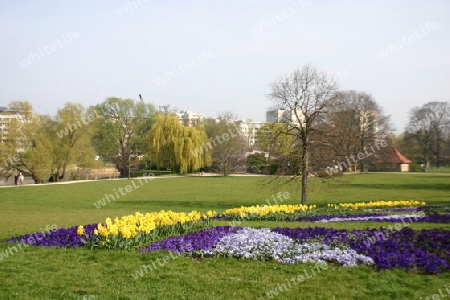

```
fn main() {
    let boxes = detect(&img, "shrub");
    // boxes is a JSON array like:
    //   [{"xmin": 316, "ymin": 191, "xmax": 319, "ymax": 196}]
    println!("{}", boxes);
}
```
[{"xmin": 409, "ymin": 163, "xmax": 424, "ymax": 172}]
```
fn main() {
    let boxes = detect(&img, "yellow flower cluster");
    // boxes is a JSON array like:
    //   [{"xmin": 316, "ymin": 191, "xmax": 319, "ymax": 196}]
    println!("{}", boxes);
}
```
[
  {"xmin": 76, "ymin": 225, "xmax": 84, "ymax": 236},
  {"xmin": 328, "ymin": 200, "xmax": 426, "ymax": 210},
  {"xmin": 95, "ymin": 210, "xmax": 216, "ymax": 239},
  {"xmin": 223, "ymin": 204, "xmax": 316, "ymax": 218}
]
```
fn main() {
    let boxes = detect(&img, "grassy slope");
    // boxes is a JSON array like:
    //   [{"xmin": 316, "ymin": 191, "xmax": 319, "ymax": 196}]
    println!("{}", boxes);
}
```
[{"xmin": 0, "ymin": 173, "xmax": 449, "ymax": 299}]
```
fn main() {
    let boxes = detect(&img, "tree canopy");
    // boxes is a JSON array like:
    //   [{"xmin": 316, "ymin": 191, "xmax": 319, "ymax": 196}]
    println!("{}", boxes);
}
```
[{"xmin": 149, "ymin": 113, "xmax": 211, "ymax": 173}]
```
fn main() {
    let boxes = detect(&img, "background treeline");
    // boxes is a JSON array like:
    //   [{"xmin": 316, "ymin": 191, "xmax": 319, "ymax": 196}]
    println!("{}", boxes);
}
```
[{"xmin": 1, "ymin": 94, "xmax": 448, "ymax": 183}]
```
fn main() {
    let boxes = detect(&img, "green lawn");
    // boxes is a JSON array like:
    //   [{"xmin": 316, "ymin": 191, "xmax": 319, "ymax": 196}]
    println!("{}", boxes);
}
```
[{"xmin": 0, "ymin": 173, "xmax": 449, "ymax": 299}]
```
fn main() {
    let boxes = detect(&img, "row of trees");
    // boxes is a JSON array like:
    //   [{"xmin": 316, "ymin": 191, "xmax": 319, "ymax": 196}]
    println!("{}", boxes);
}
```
[
  {"xmin": 0, "ymin": 101, "xmax": 97, "ymax": 183},
  {"xmin": 0, "ymin": 98, "xmax": 247, "ymax": 182},
  {"xmin": 401, "ymin": 102, "xmax": 450, "ymax": 169},
  {"xmin": 255, "ymin": 65, "xmax": 448, "ymax": 204},
  {"xmin": 1, "ymin": 64, "xmax": 448, "ymax": 204}
]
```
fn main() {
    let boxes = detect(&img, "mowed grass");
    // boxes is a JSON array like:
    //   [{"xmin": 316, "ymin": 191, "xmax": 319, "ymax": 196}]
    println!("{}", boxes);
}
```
[{"xmin": 0, "ymin": 173, "xmax": 449, "ymax": 299}]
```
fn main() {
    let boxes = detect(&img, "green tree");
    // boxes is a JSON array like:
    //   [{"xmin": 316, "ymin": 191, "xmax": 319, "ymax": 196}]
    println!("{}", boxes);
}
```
[
  {"xmin": 246, "ymin": 153, "xmax": 266, "ymax": 173},
  {"xmin": 255, "ymin": 123, "xmax": 294, "ymax": 158},
  {"xmin": 4, "ymin": 102, "xmax": 54, "ymax": 183},
  {"xmin": 50, "ymin": 103, "xmax": 98, "ymax": 180},
  {"xmin": 149, "ymin": 114, "xmax": 211, "ymax": 173},
  {"xmin": 19, "ymin": 115, "xmax": 54, "ymax": 183},
  {"xmin": 92, "ymin": 97, "xmax": 156, "ymax": 178}
]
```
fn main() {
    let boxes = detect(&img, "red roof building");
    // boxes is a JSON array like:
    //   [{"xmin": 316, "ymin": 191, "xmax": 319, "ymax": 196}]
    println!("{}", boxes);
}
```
[{"xmin": 374, "ymin": 147, "xmax": 412, "ymax": 172}]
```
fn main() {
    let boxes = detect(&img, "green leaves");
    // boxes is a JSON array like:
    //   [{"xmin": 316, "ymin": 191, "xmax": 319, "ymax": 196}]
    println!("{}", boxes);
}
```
[{"xmin": 149, "ymin": 114, "xmax": 211, "ymax": 173}]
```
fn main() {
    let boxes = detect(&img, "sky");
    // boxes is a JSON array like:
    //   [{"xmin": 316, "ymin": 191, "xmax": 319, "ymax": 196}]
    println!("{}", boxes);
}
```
[{"xmin": 0, "ymin": 0, "xmax": 448, "ymax": 133}]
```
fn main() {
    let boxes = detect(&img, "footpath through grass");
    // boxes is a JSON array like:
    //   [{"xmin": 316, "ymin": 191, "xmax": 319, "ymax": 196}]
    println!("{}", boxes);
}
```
[{"xmin": 0, "ymin": 172, "xmax": 449, "ymax": 299}]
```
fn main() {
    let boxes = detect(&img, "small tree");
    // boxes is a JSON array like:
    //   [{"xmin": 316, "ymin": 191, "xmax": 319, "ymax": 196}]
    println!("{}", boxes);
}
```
[
  {"xmin": 52, "ymin": 103, "xmax": 97, "ymax": 180},
  {"xmin": 407, "ymin": 102, "xmax": 450, "ymax": 169},
  {"xmin": 324, "ymin": 91, "xmax": 391, "ymax": 172},
  {"xmin": 203, "ymin": 113, "xmax": 248, "ymax": 176},
  {"xmin": 246, "ymin": 153, "xmax": 267, "ymax": 173},
  {"xmin": 268, "ymin": 64, "xmax": 338, "ymax": 204},
  {"xmin": 92, "ymin": 97, "xmax": 156, "ymax": 178},
  {"xmin": 3, "ymin": 101, "xmax": 53, "ymax": 183}
]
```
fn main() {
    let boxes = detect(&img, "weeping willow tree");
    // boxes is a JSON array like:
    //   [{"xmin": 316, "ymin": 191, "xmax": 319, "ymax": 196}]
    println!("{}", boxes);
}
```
[{"xmin": 149, "ymin": 114, "xmax": 211, "ymax": 173}]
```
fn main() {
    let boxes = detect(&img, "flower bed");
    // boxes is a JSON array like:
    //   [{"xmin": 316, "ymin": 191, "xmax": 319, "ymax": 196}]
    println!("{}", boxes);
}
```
[
  {"xmin": 142, "ymin": 226, "xmax": 374, "ymax": 267},
  {"xmin": 140, "ymin": 225, "xmax": 449, "ymax": 273},
  {"xmin": 328, "ymin": 200, "xmax": 425, "ymax": 210},
  {"xmin": 5, "ymin": 202, "xmax": 450, "ymax": 273},
  {"xmin": 8, "ymin": 210, "xmax": 217, "ymax": 250},
  {"xmin": 221, "ymin": 201, "xmax": 426, "ymax": 222},
  {"xmin": 273, "ymin": 227, "xmax": 449, "ymax": 273},
  {"xmin": 8, "ymin": 224, "xmax": 98, "ymax": 248},
  {"xmin": 222, "ymin": 204, "xmax": 317, "ymax": 220}
]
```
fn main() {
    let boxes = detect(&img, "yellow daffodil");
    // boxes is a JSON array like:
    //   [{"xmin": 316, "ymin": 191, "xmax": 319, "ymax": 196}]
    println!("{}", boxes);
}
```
[
  {"xmin": 76, "ymin": 225, "xmax": 84, "ymax": 236},
  {"xmin": 222, "ymin": 203, "xmax": 316, "ymax": 218},
  {"xmin": 333, "ymin": 200, "xmax": 425, "ymax": 210}
]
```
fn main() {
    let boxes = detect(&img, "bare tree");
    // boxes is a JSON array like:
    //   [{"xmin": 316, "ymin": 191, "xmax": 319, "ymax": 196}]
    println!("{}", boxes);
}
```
[
  {"xmin": 427, "ymin": 102, "xmax": 450, "ymax": 167},
  {"xmin": 268, "ymin": 64, "xmax": 338, "ymax": 205},
  {"xmin": 407, "ymin": 101, "xmax": 450, "ymax": 168},
  {"xmin": 203, "ymin": 112, "xmax": 247, "ymax": 176},
  {"xmin": 158, "ymin": 104, "xmax": 178, "ymax": 116},
  {"xmin": 325, "ymin": 91, "xmax": 391, "ymax": 172}
]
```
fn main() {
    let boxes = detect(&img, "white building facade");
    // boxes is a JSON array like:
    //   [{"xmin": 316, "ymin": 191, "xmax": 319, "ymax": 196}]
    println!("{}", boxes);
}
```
[
  {"xmin": 0, "ymin": 106, "xmax": 25, "ymax": 144},
  {"xmin": 176, "ymin": 110, "xmax": 204, "ymax": 127}
]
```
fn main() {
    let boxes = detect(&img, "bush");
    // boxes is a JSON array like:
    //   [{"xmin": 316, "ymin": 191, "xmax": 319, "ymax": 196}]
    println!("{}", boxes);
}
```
[
  {"xmin": 269, "ymin": 163, "xmax": 278, "ymax": 175},
  {"xmin": 409, "ymin": 163, "xmax": 424, "ymax": 172},
  {"xmin": 246, "ymin": 153, "xmax": 266, "ymax": 172}
]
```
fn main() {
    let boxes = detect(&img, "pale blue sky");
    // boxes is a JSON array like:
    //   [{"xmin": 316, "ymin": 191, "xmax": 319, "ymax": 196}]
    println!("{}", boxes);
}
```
[{"xmin": 1, "ymin": 0, "xmax": 448, "ymax": 132}]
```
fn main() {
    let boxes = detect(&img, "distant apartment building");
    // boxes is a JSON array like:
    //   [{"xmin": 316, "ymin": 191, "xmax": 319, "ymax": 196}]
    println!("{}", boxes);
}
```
[
  {"xmin": 239, "ymin": 121, "xmax": 265, "ymax": 147},
  {"xmin": 359, "ymin": 109, "xmax": 379, "ymax": 139},
  {"xmin": 266, "ymin": 109, "xmax": 305, "ymax": 126},
  {"xmin": 176, "ymin": 110, "xmax": 204, "ymax": 127},
  {"xmin": 266, "ymin": 110, "xmax": 285, "ymax": 123},
  {"xmin": 0, "ymin": 106, "xmax": 25, "ymax": 144}
]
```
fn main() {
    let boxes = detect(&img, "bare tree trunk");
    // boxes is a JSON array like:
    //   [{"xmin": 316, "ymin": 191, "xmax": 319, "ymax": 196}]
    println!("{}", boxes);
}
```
[
  {"xmin": 436, "ymin": 132, "xmax": 441, "ymax": 167},
  {"xmin": 301, "ymin": 140, "xmax": 308, "ymax": 205},
  {"xmin": 116, "ymin": 145, "xmax": 130, "ymax": 178},
  {"xmin": 58, "ymin": 163, "xmax": 67, "ymax": 180}
]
